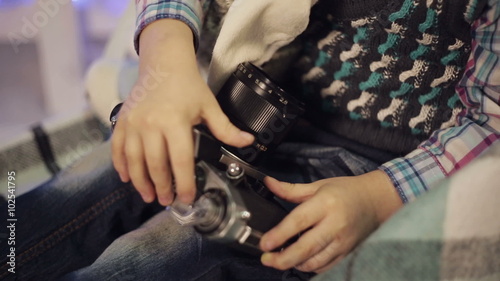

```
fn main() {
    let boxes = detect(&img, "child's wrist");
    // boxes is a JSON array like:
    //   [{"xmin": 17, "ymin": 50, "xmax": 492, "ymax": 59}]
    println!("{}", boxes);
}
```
[
  {"xmin": 138, "ymin": 20, "xmax": 198, "ymax": 73},
  {"xmin": 359, "ymin": 170, "xmax": 403, "ymax": 224}
]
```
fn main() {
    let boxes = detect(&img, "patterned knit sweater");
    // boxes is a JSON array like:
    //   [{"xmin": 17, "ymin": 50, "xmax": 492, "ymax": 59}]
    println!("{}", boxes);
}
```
[{"xmin": 273, "ymin": 0, "xmax": 486, "ymax": 155}]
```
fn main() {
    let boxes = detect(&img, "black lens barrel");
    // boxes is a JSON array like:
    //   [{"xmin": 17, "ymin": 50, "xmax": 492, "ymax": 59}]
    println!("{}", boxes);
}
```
[{"xmin": 217, "ymin": 63, "xmax": 304, "ymax": 163}]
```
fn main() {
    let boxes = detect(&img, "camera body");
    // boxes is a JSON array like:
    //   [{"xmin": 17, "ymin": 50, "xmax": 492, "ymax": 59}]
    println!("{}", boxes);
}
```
[{"xmin": 174, "ymin": 128, "xmax": 290, "ymax": 255}]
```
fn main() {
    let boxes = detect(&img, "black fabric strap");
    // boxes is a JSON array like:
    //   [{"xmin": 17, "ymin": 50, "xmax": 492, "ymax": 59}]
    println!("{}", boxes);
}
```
[{"xmin": 32, "ymin": 124, "xmax": 61, "ymax": 175}]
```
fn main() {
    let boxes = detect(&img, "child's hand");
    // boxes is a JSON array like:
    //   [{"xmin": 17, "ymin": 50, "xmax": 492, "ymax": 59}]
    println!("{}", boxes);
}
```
[
  {"xmin": 259, "ymin": 170, "xmax": 401, "ymax": 273},
  {"xmin": 111, "ymin": 19, "xmax": 254, "ymax": 206}
]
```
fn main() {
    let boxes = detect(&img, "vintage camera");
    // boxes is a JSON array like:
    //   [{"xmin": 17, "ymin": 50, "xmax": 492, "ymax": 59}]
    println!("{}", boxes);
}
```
[{"xmin": 111, "ymin": 62, "xmax": 304, "ymax": 255}]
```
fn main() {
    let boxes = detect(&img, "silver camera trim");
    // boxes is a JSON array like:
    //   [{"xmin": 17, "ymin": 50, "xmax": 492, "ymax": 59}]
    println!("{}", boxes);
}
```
[{"xmin": 196, "ymin": 161, "xmax": 264, "ymax": 249}]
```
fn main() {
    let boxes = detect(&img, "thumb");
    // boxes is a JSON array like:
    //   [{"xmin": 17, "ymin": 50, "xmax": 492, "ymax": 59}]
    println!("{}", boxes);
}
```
[
  {"xmin": 202, "ymin": 102, "xmax": 255, "ymax": 147},
  {"xmin": 263, "ymin": 177, "xmax": 318, "ymax": 204}
]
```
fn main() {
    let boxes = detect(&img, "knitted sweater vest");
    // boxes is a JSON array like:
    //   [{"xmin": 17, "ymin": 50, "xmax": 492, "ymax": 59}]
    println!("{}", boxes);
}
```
[{"xmin": 289, "ymin": 0, "xmax": 486, "ymax": 154}]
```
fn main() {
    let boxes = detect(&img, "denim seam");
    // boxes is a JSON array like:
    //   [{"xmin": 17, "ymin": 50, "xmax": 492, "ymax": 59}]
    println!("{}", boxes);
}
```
[
  {"xmin": 0, "ymin": 186, "xmax": 133, "ymax": 278},
  {"xmin": 192, "ymin": 258, "xmax": 232, "ymax": 281},
  {"xmin": 193, "ymin": 258, "xmax": 271, "ymax": 281}
]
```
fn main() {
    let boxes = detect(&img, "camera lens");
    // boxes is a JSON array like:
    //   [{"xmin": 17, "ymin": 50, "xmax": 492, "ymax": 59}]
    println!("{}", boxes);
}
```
[{"xmin": 217, "ymin": 62, "xmax": 305, "ymax": 163}]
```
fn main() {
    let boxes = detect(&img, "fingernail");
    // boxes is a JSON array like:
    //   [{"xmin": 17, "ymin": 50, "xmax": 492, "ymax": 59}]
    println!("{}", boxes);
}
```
[
  {"xmin": 262, "ymin": 239, "xmax": 275, "ymax": 251},
  {"xmin": 159, "ymin": 196, "xmax": 172, "ymax": 206},
  {"xmin": 240, "ymin": 131, "xmax": 254, "ymax": 142},
  {"xmin": 295, "ymin": 264, "xmax": 304, "ymax": 271},
  {"xmin": 261, "ymin": 253, "xmax": 272, "ymax": 266},
  {"xmin": 178, "ymin": 194, "xmax": 193, "ymax": 205},
  {"xmin": 118, "ymin": 174, "xmax": 126, "ymax": 182},
  {"xmin": 265, "ymin": 177, "xmax": 279, "ymax": 185},
  {"xmin": 141, "ymin": 193, "xmax": 152, "ymax": 203}
]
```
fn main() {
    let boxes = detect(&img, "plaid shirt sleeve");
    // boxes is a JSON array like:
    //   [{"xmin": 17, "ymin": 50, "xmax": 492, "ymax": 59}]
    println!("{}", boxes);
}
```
[
  {"xmin": 134, "ymin": 0, "xmax": 211, "ymax": 53},
  {"xmin": 381, "ymin": 0, "xmax": 500, "ymax": 204}
]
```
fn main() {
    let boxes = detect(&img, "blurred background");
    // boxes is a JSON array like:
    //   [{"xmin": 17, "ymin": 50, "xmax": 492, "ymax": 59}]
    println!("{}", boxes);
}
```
[
  {"xmin": 0, "ymin": 0, "xmax": 135, "ymax": 195},
  {"xmin": 0, "ymin": 0, "xmax": 129, "ymax": 136}
]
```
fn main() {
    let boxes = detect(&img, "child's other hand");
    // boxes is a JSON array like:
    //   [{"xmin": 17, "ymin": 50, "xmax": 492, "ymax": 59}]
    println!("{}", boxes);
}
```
[{"xmin": 259, "ymin": 170, "xmax": 401, "ymax": 273}]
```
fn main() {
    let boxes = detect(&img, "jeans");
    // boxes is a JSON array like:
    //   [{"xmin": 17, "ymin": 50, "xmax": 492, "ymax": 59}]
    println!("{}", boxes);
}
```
[{"xmin": 0, "ymin": 130, "xmax": 389, "ymax": 281}]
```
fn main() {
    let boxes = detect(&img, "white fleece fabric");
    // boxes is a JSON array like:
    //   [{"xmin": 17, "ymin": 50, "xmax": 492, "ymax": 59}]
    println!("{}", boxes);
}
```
[
  {"xmin": 85, "ymin": 0, "xmax": 138, "ymax": 125},
  {"xmin": 207, "ymin": 0, "xmax": 317, "ymax": 93}
]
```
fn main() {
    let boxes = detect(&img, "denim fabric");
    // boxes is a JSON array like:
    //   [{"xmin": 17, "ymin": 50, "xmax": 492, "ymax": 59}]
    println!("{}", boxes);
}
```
[
  {"xmin": 0, "ymin": 143, "xmax": 163, "ymax": 281},
  {"xmin": 266, "ymin": 142, "xmax": 381, "ymax": 183},
  {"xmin": 0, "ymin": 137, "xmax": 381, "ymax": 281}
]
